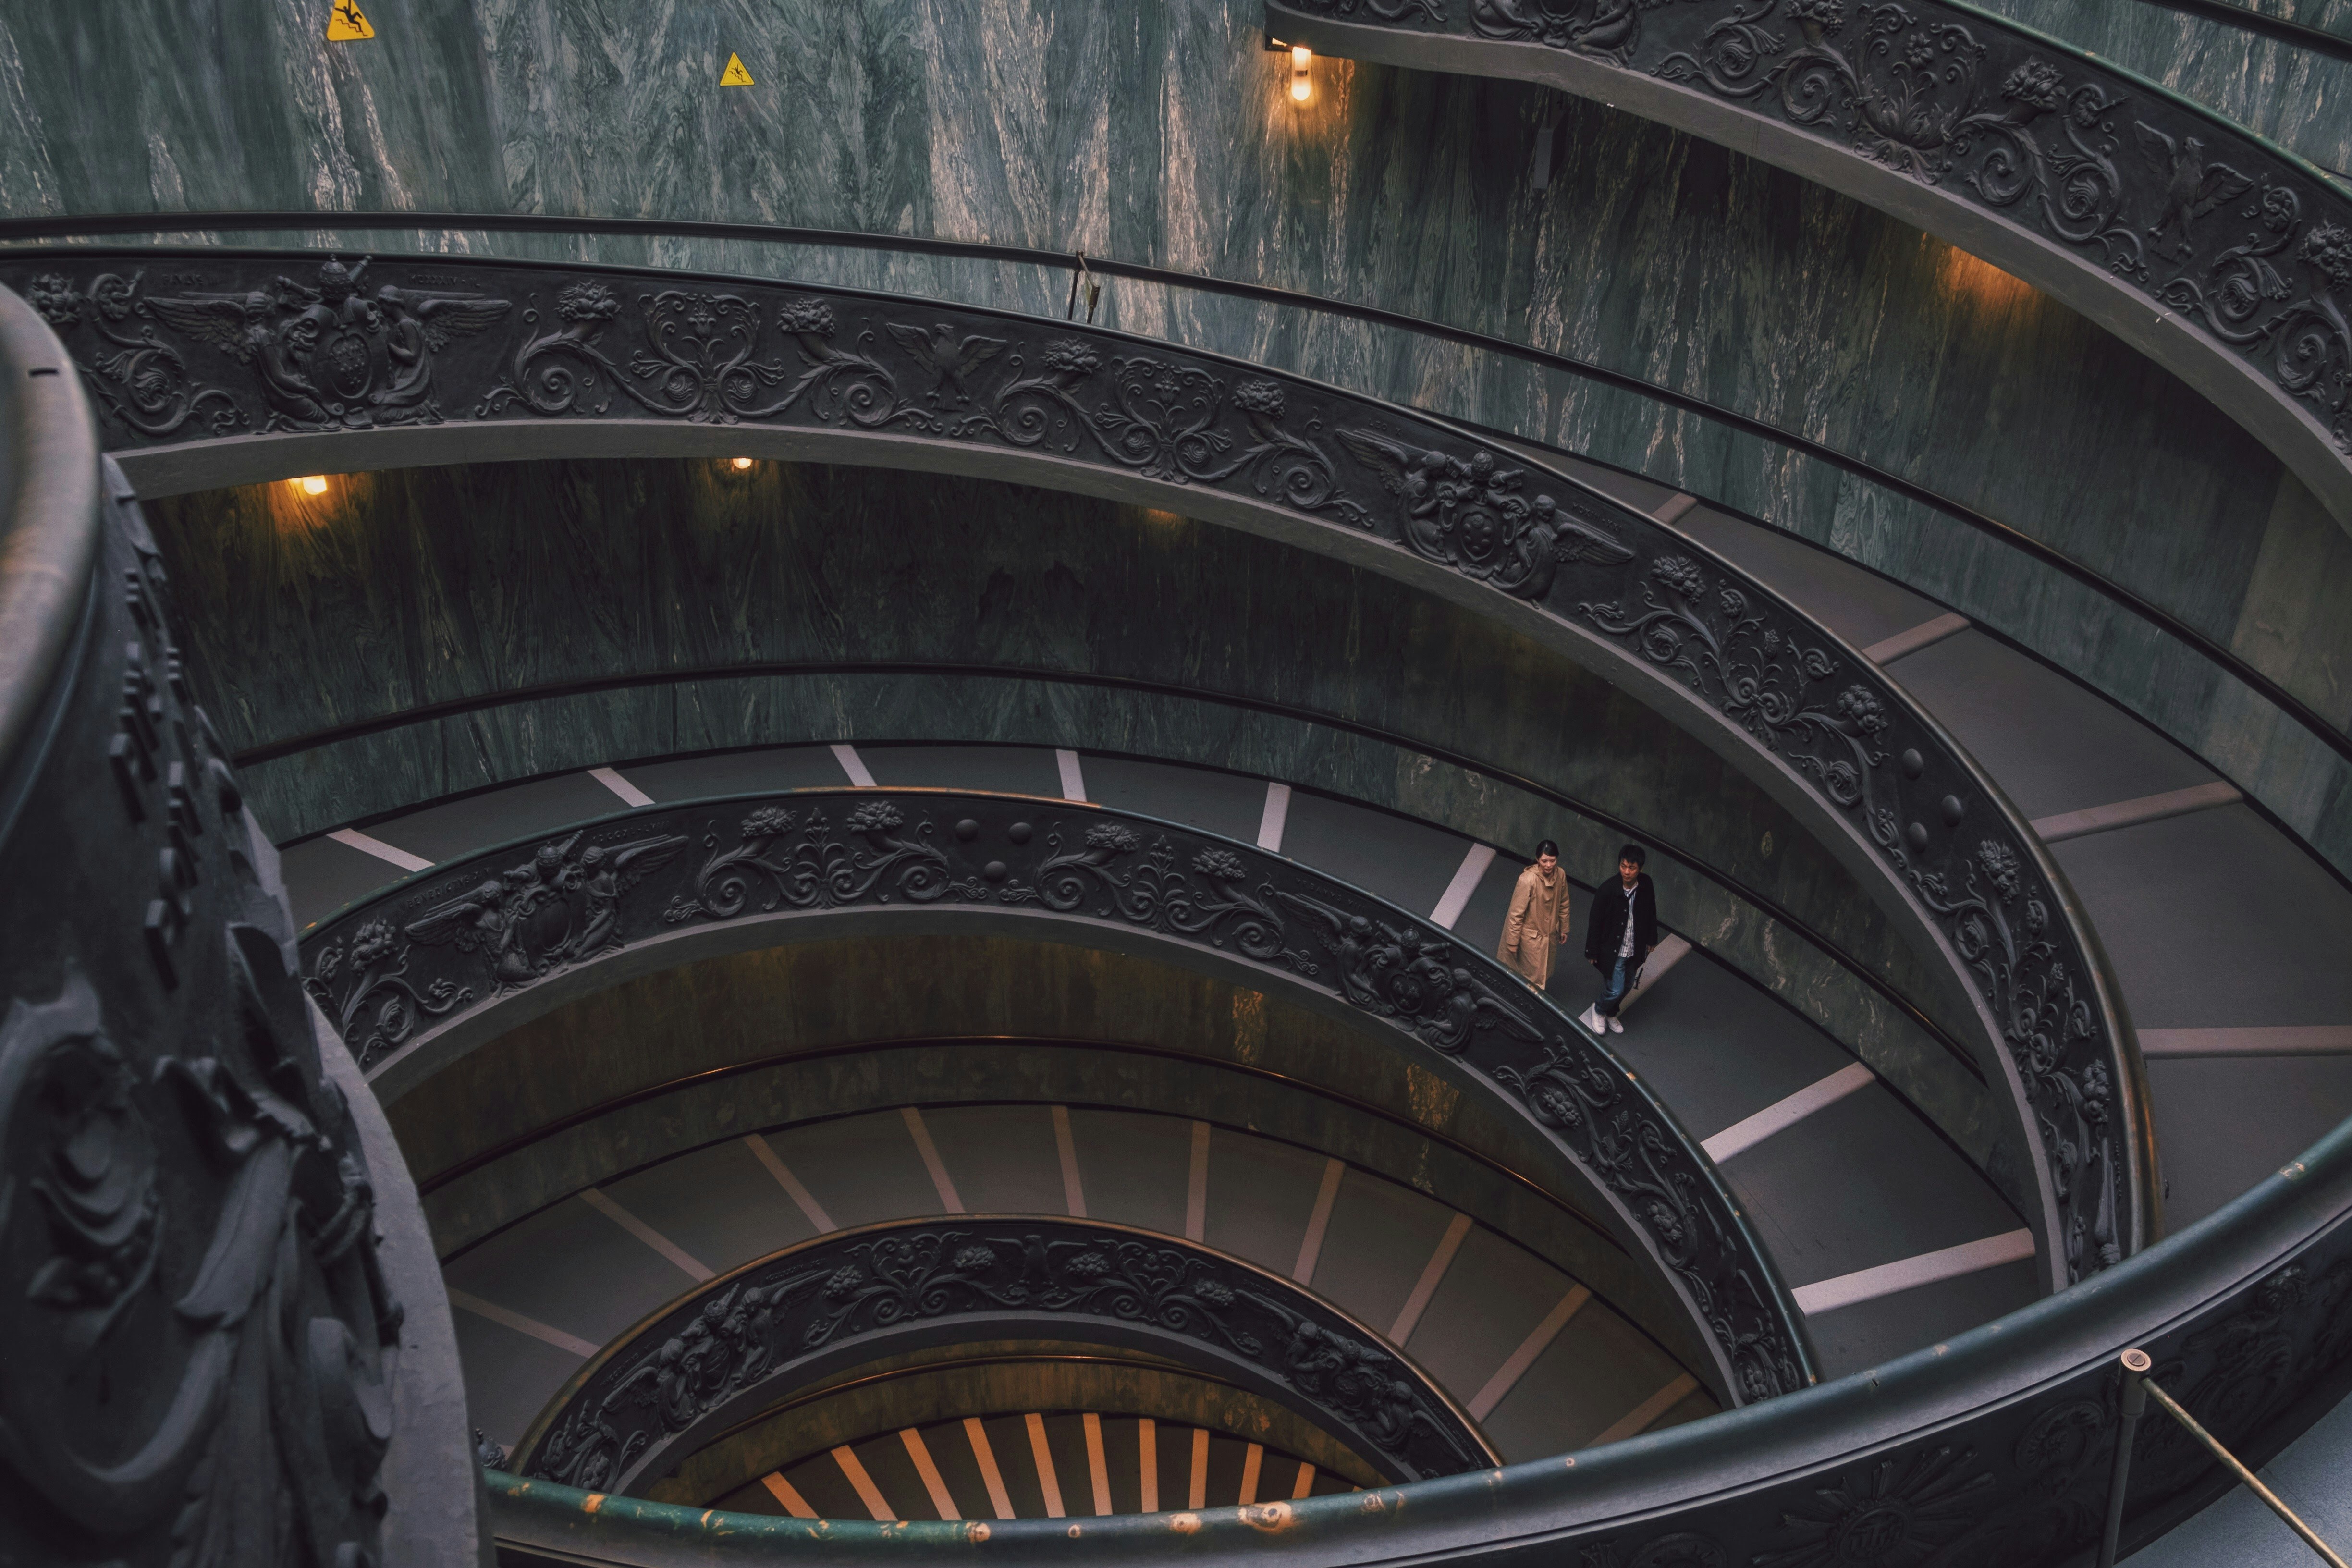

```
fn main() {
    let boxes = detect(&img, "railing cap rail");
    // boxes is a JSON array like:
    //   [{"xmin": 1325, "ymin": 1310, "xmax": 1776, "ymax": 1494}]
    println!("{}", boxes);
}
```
[
  {"xmin": 483, "ymin": 1109, "xmax": 2352, "ymax": 1560},
  {"xmin": 0, "ymin": 284, "xmax": 101, "ymax": 846}
]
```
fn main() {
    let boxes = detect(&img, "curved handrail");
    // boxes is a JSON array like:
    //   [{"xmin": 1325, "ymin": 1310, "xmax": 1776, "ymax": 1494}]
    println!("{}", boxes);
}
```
[
  {"xmin": 482, "ymin": 1111, "xmax": 2352, "ymax": 1567},
  {"xmin": 0, "ymin": 263, "xmax": 100, "ymax": 848},
  {"xmin": 509, "ymin": 1215, "xmax": 1500, "ymax": 1494},
  {"xmin": 10, "ymin": 247, "xmax": 2150, "ymax": 1287},
  {"xmin": 299, "ymin": 787, "xmax": 1813, "ymax": 1401},
  {"xmin": 1, "ymin": 215, "xmax": 2341, "ymax": 784},
  {"xmin": 2133, "ymin": 0, "xmax": 2352, "ymax": 60},
  {"xmin": 1271, "ymin": 0, "xmax": 2352, "ymax": 535}
]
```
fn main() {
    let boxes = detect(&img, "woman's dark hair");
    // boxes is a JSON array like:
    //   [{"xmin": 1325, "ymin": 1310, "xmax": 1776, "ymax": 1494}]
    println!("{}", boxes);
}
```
[
  {"xmin": 1618, "ymin": 843, "xmax": 1647, "ymax": 868},
  {"xmin": 1535, "ymin": 839, "xmax": 1559, "ymax": 859}
]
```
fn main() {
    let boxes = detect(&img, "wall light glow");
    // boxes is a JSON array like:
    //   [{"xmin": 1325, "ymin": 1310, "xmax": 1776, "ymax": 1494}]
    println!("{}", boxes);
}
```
[
  {"xmin": 1290, "ymin": 45, "xmax": 1312, "ymax": 102},
  {"xmin": 293, "ymin": 475, "xmax": 328, "ymax": 496},
  {"xmin": 730, "ymin": 456, "xmax": 755, "ymax": 470}
]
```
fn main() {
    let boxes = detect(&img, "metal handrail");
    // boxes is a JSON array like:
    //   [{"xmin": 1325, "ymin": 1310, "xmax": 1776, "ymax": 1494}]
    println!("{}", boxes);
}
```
[
  {"xmin": 478, "ymin": 1110, "xmax": 2352, "ymax": 1564},
  {"xmin": 0, "ymin": 208, "xmax": 2340, "ymax": 784},
  {"xmin": 2101, "ymin": 1348, "xmax": 2350, "ymax": 1568},
  {"xmin": 298, "ymin": 786, "xmax": 1816, "ymax": 1401}
]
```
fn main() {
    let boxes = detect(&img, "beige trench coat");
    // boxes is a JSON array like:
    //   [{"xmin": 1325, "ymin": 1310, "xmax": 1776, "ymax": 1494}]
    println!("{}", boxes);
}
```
[{"xmin": 1497, "ymin": 863, "xmax": 1568, "ymax": 987}]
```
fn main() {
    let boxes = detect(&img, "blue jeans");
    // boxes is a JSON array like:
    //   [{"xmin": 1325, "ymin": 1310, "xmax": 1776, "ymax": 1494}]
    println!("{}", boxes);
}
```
[{"xmin": 1595, "ymin": 956, "xmax": 1635, "ymax": 1017}]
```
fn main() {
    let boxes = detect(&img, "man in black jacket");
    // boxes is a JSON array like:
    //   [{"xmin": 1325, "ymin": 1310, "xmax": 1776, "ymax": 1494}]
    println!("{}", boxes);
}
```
[{"xmin": 1580, "ymin": 843, "xmax": 1658, "ymax": 1035}]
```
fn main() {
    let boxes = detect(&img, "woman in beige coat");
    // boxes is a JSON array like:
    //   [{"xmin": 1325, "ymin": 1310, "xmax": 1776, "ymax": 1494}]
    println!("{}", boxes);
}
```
[{"xmin": 1498, "ymin": 839, "xmax": 1569, "ymax": 988}]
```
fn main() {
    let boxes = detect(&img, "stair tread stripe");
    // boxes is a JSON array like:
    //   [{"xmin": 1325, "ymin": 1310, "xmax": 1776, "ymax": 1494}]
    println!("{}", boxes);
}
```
[
  {"xmin": 1701, "ymin": 1062, "xmax": 1877, "ymax": 1163},
  {"xmin": 1468, "ymin": 1285, "xmax": 1592, "ymax": 1419},
  {"xmin": 2031, "ymin": 780, "xmax": 2242, "ymax": 843},
  {"xmin": 830, "ymin": 743, "xmax": 875, "ymax": 787},
  {"xmin": 832, "ymin": 1445, "xmax": 895, "ymax": 1522},
  {"xmin": 1053, "ymin": 1105, "xmax": 1087, "ymax": 1217},
  {"xmin": 580, "ymin": 1188, "xmax": 712, "ymax": 1281},
  {"xmin": 1256, "ymin": 783, "xmax": 1291, "ymax": 851},
  {"xmin": 444, "ymin": 1287, "xmax": 599, "ymax": 1358},
  {"xmin": 1186, "ymin": 1122, "xmax": 1210, "ymax": 1241},
  {"xmin": 744, "ymin": 1135, "xmax": 835, "ymax": 1232},
  {"xmin": 588, "ymin": 765, "xmax": 653, "ymax": 808},
  {"xmin": 902, "ymin": 1107, "xmax": 965, "ymax": 1213},
  {"xmin": 1863, "ymin": 612, "xmax": 1971, "ymax": 664},
  {"xmin": 1390, "ymin": 1213, "xmax": 1474, "ymax": 1343},
  {"xmin": 901, "ymin": 1428, "xmax": 960, "ymax": 1521},
  {"xmin": 1293, "ymin": 1157, "xmax": 1346, "ymax": 1283},
  {"xmin": 1592, "ymin": 1373, "xmax": 1701, "ymax": 1446},
  {"xmin": 1083, "ymin": 1413, "xmax": 1113, "ymax": 1516},
  {"xmin": 964, "ymin": 1418, "xmax": 1016, "ymax": 1520},
  {"xmin": 2139, "ymin": 1025, "xmax": 2352, "ymax": 1057},
  {"xmin": 1791, "ymin": 1229, "xmax": 2037, "ymax": 1315},
  {"xmin": 1615, "ymin": 932, "xmax": 1694, "ymax": 1016},
  {"xmin": 761, "ymin": 1472, "xmax": 818, "ymax": 1519},
  {"xmin": 326, "ymin": 827, "xmax": 432, "ymax": 872},
  {"xmin": 1429, "ymin": 843, "xmax": 1497, "ymax": 930},
  {"xmin": 1025, "ymin": 1413, "xmax": 1065, "ymax": 1518}
]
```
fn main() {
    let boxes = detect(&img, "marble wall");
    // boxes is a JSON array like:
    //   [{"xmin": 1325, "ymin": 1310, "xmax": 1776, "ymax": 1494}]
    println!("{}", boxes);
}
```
[{"xmin": 2, "ymin": 0, "xmax": 2348, "ymax": 868}]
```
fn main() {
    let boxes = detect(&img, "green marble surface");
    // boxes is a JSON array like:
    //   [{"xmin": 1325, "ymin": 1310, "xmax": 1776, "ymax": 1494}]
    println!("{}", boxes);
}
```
[
  {"xmin": 147, "ymin": 456, "xmax": 2007, "ymax": 1191},
  {"xmin": 1981, "ymin": 0, "xmax": 2352, "ymax": 177},
  {"xmin": 3, "ymin": 0, "xmax": 2346, "ymax": 877}
]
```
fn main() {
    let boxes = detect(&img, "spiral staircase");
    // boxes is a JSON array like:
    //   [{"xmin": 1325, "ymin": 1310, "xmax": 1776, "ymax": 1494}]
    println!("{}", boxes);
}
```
[{"xmin": 5, "ymin": 2, "xmax": 2352, "ymax": 1566}]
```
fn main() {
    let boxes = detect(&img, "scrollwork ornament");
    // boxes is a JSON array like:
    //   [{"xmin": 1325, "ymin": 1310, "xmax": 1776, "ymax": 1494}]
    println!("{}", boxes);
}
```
[{"xmin": 522, "ymin": 1221, "xmax": 1487, "ymax": 1492}]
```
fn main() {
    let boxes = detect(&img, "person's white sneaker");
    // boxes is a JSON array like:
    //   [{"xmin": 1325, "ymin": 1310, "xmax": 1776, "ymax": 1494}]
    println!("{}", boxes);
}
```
[
  {"xmin": 1606, "ymin": 1015, "xmax": 1624, "ymax": 1034},
  {"xmin": 1579, "ymin": 1005, "xmax": 1605, "ymax": 1032}
]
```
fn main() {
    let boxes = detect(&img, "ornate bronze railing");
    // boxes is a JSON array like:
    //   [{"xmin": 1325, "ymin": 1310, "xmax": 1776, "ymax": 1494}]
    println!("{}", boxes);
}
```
[
  {"xmin": 4, "ymin": 249, "xmax": 2150, "ymax": 1289},
  {"xmin": 0, "ymin": 285, "xmax": 469, "ymax": 1564},
  {"xmin": 510, "ymin": 1216, "xmax": 1497, "ymax": 1495},
  {"xmin": 483, "ymin": 1113, "xmax": 2352, "ymax": 1565},
  {"xmin": 298, "ymin": 787, "xmax": 1810, "ymax": 1402},
  {"xmin": 1271, "ymin": 0, "xmax": 2352, "ymax": 532}
]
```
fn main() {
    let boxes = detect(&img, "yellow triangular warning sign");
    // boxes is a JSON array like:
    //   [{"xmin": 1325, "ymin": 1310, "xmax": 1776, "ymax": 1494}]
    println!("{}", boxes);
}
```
[
  {"xmin": 326, "ymin": 0, "xmax": 375, "ymax": 40},
  {"xmin": 720, "ymin": 52, "xmax": 755, "ymax": 86}
]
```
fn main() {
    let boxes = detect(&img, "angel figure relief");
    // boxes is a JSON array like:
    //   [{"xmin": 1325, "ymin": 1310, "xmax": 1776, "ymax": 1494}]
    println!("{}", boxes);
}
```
[
  {"xmin": 1336, "ymin": 429, "xmax": 1634, "ymax": 600},
  {"xmin": 403, "ymin": 829, "xmax": 689, "ymax": 987},
  {"xmin": 137, "ymin": 256, "xmax": 510, "ymax": 429}
]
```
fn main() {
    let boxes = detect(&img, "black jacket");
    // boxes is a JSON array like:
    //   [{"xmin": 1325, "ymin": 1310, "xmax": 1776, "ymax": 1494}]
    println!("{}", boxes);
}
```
[{"xmin": 1583, "ymin": 873, "xmax": 1659, "ymax": 970}]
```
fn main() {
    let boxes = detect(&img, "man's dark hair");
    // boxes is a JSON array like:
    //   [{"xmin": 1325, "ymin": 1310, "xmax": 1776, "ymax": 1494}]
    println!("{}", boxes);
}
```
[
  {"xmin": 1618, "ymin": 843, "xmax": 1647, "ymax": 868},
  {"xmin": 1535, "ymin": 839, "xmax": 1559, "ymax": 859}
]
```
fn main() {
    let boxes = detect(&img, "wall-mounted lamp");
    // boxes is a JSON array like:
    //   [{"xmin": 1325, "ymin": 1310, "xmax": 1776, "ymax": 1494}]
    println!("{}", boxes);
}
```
[
  {"xmin": 730, "ymin": 456, "xmax": 755, "ymax": 470},
  {"xmin": 292, "ymin": 475, "xmax": 328, "ymax": 496},
  {"xmin": 1290, "ymin": 44, "xmax": 1313, "ymax": 102}
]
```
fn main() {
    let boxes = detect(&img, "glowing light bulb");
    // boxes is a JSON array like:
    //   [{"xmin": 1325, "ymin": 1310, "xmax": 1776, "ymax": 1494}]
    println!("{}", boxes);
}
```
[
  {"xmin": 1290, "ymin": 45, "xmax": 1312, "ymax": 102},
  {"xmin": 730, "ymin": 456, "xmax": 754, "ymax": 470},
  {"xmin": 294, "ymin": 475, "xmax": 328, "ymax": 496}
]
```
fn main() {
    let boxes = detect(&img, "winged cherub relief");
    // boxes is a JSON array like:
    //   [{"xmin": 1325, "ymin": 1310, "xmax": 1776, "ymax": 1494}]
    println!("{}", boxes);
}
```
[
  {"xmin": 1337, "ymin": 429, "xmax": 1634, "ymax": 599},
  {"xmin": 137, "ymin": 257, "xmax": 509, "ymax": 429},
  {"xmin": 404, "ymin": 830, "xmax": 687, "ymax": 988}
]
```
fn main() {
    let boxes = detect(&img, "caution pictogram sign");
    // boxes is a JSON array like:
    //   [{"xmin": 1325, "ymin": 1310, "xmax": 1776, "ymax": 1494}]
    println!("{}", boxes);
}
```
[
  {"xmin": 720, "ymin": 52, "xmax": 755, "ymax": 86},
  {"xmin": 327, "ymin": 0, "xmax": 375, "ymax": 39}
]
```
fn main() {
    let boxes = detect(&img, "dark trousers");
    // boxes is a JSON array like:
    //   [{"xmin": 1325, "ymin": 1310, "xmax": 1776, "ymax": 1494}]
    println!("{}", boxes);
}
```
[{"xmin": 1595, "ymin": 955, "xmax": 1636, "ymax": 1017}]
